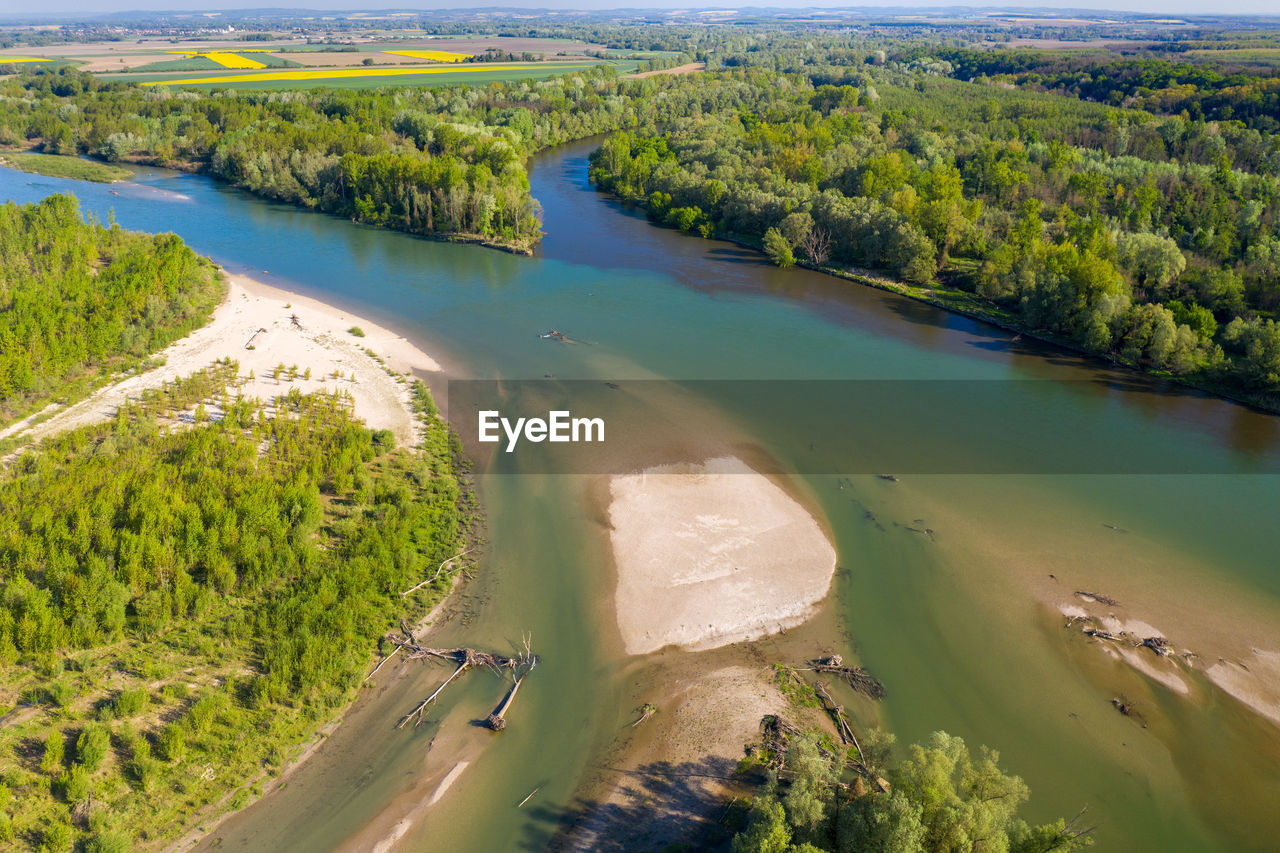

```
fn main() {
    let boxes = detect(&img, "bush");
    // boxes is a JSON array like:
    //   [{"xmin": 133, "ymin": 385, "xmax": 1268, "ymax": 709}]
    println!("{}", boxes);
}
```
[
  {"xmin": 77, "ymin": 723, "xmax": 111, "ymax": 771},
  {"xmin": 59, "ymin": 764, "xmax": 91, "ymax": 806},
  {"xmin": 42, "ymin": 820, "xmax": 74, "ymax": 853},
  {"xmin": 347, "ymin": 326, "xmax": 365, "ymax": 337},
  {"xmin": 113, "ymin": 687, "xmax": 148, "ymax": 718},
  {"xmin": 40, "ymin": 729, "xmax": 66, "ymax": 774},
  {"xmin": 187, "ymin": 693, "xmax": 225, "ymax": 736},
  {"xmin": 158, "ymin": 723, "xmax": 186, "ymax": 762},
  {"xmin": 84, "ymin": 829, "xmax": 131, "ymax": 853}
]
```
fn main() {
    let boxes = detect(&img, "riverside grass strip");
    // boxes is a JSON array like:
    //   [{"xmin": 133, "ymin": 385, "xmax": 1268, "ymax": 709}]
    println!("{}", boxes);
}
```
[{"xmin": 138, "ymin": 61, "xmax": 605, "ymax": 87}]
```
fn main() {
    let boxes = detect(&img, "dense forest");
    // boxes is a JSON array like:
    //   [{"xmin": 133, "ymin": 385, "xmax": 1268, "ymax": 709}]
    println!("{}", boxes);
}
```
[
  {"xmin": 0, "ymin": 194, "xmax": 221, "ymax": 420},
  {"xmin": 909, "ymin": 47, "xmax": 1280, "ymax": 133},
  {"xmin": 732, "ymin": 731, "xmax": 1090, "ymax": 853},
  {"xmin": 0, "ymin": 66, "xmax": 762, "ymax": 253},
  {"xmin": 587, "ymin": 47, "xmax": 1280, "ymax": 399},
  {"xmin": 0, "ymin": 368, "xmax": 466, "ymax": 849}
]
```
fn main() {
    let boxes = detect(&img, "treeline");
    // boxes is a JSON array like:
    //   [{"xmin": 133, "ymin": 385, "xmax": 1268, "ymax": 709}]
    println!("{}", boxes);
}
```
[
  {"xmin": 589, "ymin": 64, "xmax": 1280, "ymax": 395},
  {"xmin": 0, "ymin": 370, "xmax": 466, "ymax": 848},
  {"xmin": 732, "ymin": 731, "xmax": 1091, "ymax": 853},
  {"xmin": 914, "ymin": 47, "xmax": 1280, "ymax": 133},
  {"xmin": 2, "ymin": 66, "xmax": 761, "ymax": 253},
  {"xmin": 0, "ymin": 194, "xmax": 221, "ymax": 420}
]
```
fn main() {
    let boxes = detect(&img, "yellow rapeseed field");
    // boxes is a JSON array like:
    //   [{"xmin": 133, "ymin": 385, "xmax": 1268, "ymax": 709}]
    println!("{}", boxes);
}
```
[
  {"xmin": 383, "ymin": 49, "xmax": 474, "ymax": 63},
  {"xmin": 141, "ymin": 63, "xmax": 589, "ymax": 86},
  {"xmin": 166, "ymin": 50, "xmax": 268, "ymax": 69},
  {"xmin": 0, "ymin": 56, "xmax": 50, "ymax": 63}
]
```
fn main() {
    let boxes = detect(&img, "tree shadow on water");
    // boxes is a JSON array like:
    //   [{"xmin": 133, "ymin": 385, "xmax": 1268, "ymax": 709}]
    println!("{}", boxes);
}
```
[{"xmin": 518, "ymin": 756, "xmax": 743, "ymax": 852}]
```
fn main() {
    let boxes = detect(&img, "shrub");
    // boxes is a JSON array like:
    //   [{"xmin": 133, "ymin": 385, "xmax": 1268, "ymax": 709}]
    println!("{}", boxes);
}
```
[
  {"xmin": 40, "ymin": 729, "xmax": 66, "ymax": 774},
  {"xmin": 348, "ymin": 326, "xmax": 365, "ymax": 337},
  {"xmin": 113, "ymin": 687, "xmax": 148, "ymax": 718},
  {"xmin": 158, "ymin": 723, "xmax": 186, "ymax": 762},
  {"xmin": 76, "ymin": 723, "xmax": 111, "ymax": 771},
  {"xmin": 42, "ymin": 820, "xmax": 73, "ymax": 853},
  {"xmin": 59, "ymin": 764, "xmax": 91, "ymax": 806}
]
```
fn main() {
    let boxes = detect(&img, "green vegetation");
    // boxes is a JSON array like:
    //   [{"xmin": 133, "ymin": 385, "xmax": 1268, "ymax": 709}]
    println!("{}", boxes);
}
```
[
  {"xmin": 0, "ymin": 151, "xmax": 131, "ymax": 183},
  {"xmin": 125, "ymin": 55, "xmax": 224, "ymax": 73},
  {"xmin": 914, "ymin": 47, "xmax": 1280, "ymax": 133},
  {"xmin": 347, "ymin": 326, "xmax": 366, "ymax": 337},
  {"xmin": 734, "ymin": 732, "xmax": 1091, "ymax": 853},
  {"xmin": 588, "ymin": 47, "xmax": 1280, "ymax": 401},
  {"xmin": 0, "ymin": 365, "xmax": 465, "ymax": 849},
  {"xmin": 0, "ymin": 194, "xmax": 222, "ymax": 421}
]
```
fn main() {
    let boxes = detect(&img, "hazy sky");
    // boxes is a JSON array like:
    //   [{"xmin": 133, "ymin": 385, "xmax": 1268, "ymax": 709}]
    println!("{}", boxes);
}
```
[{"xmin": 6, "ymin": 1, "xmax": 1278, "ymax": 19}]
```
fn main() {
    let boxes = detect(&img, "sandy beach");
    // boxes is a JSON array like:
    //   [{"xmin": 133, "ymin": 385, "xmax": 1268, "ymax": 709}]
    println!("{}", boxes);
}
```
[
  {"xmin": 608, "ymin": 456, "xmax": 838, "ymax": 655},
  {"xmin": 561, "ymin": 665, "xmax": 790, "ymax": 852},
  {"xmin": 1, "ymin": 273, "xmax": 441, "ymax": 451}
]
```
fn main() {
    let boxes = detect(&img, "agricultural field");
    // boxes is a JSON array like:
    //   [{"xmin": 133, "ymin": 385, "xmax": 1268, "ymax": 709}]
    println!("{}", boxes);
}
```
[
  {"xmin": 0, "ymin": 35, "xmax": 617, "ymax": 76},
  {"xmin": 122, "ymin": 61, "xmax": 639, "ymax": 90}
]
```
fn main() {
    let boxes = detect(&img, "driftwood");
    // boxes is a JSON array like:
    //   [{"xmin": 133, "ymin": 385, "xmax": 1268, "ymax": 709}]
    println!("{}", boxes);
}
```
[
  {"xmin": 802, "ymin": 655, "xmax": 885, "ymax": 700},
  {"xmin": 486, "ymin": 671, "xmax": 528, "ymax": 731},
  {"xmin": 631, "ymin": 703, "xmax": 657, "ymax": 728},
  {"xmin": 365, "ymin": 646, "xmax": 400, "ymax": 681},
  {"xmin": 517, "ymin": 787, "xmax": 540, "ymax": 808},
  {"xmin": 400, "ymin": 546, "xmax": 476, "ymax": 598},
  {"xmin": 1075, "ymin": 590, "xmax": 1119, "ymax": 607},
  {"xmin": 1141, "ymin": 636, "xmax": 1173, "ymax": 657},
  {"xmin": 813, "ymin": 681, "xmax": 862, "ymax": 760},
  {"xmin": 393, "ymin": 631, "xmax": 539, "ymax": 730},
  {"xmin": 1082, "ymin": 627, "xmax": 1122, "ymax": 642}
]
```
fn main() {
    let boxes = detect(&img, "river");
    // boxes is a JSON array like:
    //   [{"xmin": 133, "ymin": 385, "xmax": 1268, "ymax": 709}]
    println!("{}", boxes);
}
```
[{"xmin": 3, "ymin": 141, "xmax": 1280, "ymax": 851}]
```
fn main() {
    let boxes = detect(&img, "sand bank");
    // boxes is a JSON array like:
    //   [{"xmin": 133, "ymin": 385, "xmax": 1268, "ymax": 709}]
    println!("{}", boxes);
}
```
[
  {"xmin": 561, "ymin": 665, "xmax": 789, "ymax": 852},
  {"xmin": 3, "ymin": 274, "xmax": 440, "ymax": 450},
  {"xmin": 608, "ymin": 456, "xmax": 837, "ymax": 655},
  {"xmin": 1207, "ymin": 650, "xmax": 1280, "ymax": 726}
]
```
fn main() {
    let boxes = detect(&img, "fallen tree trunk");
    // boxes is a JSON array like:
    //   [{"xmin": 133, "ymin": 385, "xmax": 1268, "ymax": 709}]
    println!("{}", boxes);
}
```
[
  {"xmin": 813, "ymin": 680, "xmax": 862, "ymax": 759},
  {"xmin": 391, "ymin": 630, "xmax": 539, "ymax": 730},
  {"xmin": 802, "ymin": 655, "xmax": 885, "ymax": 700},
  {"xmin": 397, "ymin": 660, "xmax": 471, "ymax": 729},
  {"xmin": 485, "ymin": 672, "xmax": 528, "ymax": 731}
]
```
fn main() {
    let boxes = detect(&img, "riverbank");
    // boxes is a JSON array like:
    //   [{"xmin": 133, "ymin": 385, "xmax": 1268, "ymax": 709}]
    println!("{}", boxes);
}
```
[
  {"xmin": 593, "ymin": 187, "xmax": 1280, "ymax": 418},
  {"xmin": 114, "ymin": 152, "xmax": 539, "ymax": 255},
  {"xmin": 0, "ymin": 147, "xmax": 133, "ymax": 182},
  {"xmin": 1, "ymin": 272, "xmax": 441, "ymax": 452}
]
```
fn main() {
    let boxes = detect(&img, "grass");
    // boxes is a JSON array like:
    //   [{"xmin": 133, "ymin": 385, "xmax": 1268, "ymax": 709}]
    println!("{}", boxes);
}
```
[
  {"xmin": 127, "ymin": 61, "xmax": 629, "ymax": 89},
  {"xmin": 129, "ymin": 56, "xmax": 225, "ymax": 73},
  {"xmin": 347, "ymin": 326, "xmax": 365, "ymax": 337},
  {"xmin": 0, "ymin": 151, "xmax": 132, "ymax": 183}
]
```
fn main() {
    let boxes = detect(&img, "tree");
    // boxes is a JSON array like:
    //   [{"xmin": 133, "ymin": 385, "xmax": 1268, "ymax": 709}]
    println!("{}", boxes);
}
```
[
  {"xmin": 733, "ymin": 731, "xmax": 1092, "ymax": 853},
  {"xmin": 764, "ymin": 228, "xmax": 795, "ymax": 268},
  {"xmin": 1117, "ymin": 232, "xmax": 1185, "ymax": 297},
  {"xmin": 734, "ymin": 795, "xmax": 793, "ymax": 853}
]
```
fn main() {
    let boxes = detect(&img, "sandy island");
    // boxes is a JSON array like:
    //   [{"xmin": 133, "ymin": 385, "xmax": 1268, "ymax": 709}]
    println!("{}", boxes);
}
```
[
  {"xmin": 1, "ymin": 273, "xmax": 440, "ymax": 451},
  {"xmin": 609, "ymin": 456, "xmax": 838, "ymax": 655},
  {"xmin": 562, "ymin": 665, "xmax": 794, "ymax": 852}
]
